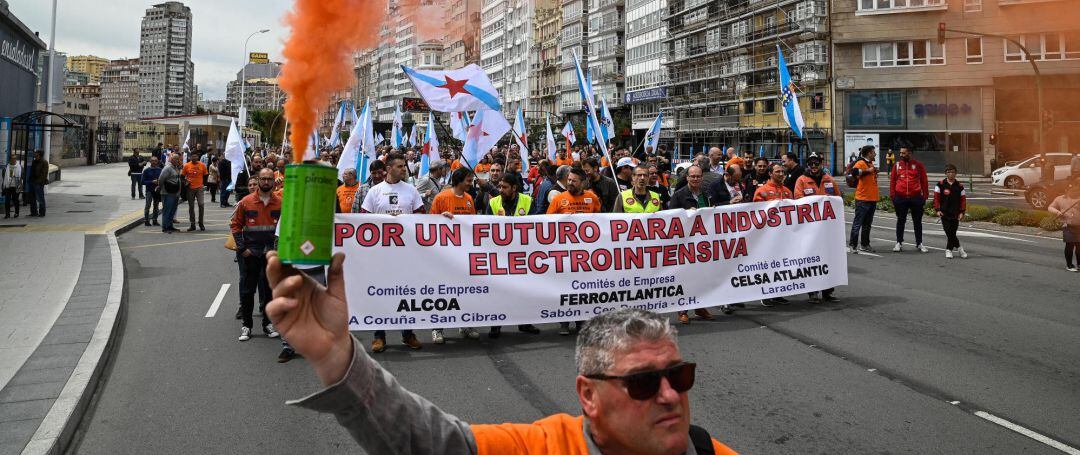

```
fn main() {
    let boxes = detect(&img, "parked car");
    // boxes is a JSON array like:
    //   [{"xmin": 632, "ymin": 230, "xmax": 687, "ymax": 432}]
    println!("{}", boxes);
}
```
[
  {"xmin": 991, "ymin": 153, "xmax": 1074, "ymax": 189},
  {"xmin": 1025, "ymin": 179, "xmax": 1071, "ymax": 210}
]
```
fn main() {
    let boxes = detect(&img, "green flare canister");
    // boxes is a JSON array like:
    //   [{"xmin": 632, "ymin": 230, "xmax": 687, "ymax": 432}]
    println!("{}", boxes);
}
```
[{"xmin": 278, "ymin": 162, "xmax": 337, "ymax": 265}]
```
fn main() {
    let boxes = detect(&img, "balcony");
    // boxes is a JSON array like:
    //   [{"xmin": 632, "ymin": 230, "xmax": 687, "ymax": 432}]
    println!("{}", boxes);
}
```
[{"xmin": 677, "ymin": 115, "xmax": 740, "ymax": 130}]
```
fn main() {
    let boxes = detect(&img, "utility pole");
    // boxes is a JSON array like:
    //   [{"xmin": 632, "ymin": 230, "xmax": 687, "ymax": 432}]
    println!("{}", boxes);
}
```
[{"xmin": 44, "ymin": 0, "xmax": 58, "ymax": 162}]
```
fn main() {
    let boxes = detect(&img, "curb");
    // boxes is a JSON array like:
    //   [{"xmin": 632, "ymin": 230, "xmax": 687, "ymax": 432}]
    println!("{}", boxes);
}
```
[{"xmin": 19, "ymin": 216, "xmax": 143, "ymax": 455}]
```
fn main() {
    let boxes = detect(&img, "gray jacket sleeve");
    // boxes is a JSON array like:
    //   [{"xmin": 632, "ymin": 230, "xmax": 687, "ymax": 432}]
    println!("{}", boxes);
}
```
[{"xmin": 289, "ymin": 336, "xmax": 479, "ymax": 455}]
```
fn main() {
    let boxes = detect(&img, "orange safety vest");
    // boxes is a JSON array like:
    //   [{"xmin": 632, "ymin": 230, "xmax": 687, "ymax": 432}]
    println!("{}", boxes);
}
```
[{"xmin": 471, "ymin": 414, "xmax": 739, "ymax": 455}]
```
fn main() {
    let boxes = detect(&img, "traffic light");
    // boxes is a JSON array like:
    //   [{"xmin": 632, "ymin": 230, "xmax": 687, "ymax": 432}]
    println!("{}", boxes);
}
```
[{"xmin": 937, "ymin": 23, "xmax": 947, "ymax": 45}]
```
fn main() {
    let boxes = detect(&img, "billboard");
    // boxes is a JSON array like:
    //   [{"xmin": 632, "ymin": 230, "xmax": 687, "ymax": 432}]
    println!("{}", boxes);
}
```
[{"xmin": 249, "ymin": 52, "xmax": 269, "ymax": 64}]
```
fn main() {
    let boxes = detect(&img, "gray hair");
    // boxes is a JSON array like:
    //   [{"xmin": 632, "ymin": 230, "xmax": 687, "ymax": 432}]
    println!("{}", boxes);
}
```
[
  {"xmin": 556, "ymin": 164, "xmax": 572, "ymax": 181},
  {"xmin": 575, "ymin": 309, "xmax": 678, "ymax": 376}
]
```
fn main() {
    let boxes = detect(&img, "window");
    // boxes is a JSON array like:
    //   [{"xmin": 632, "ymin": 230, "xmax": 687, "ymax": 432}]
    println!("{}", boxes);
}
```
[
  {"xmin": 811, "ymin": 92, "xmax": 825, "ymax": 110},
  {"xmin": 742, "ymin": 100, "xmax": 755, "ymax": 115},
  {"xmin": 1004, "ymin": 32, "xmax": 1080, "ymax": 62},
  {"xmin": 966, "ymin": 38, "xmax": 982, "ymax": 64},
  {"xmin": 763, "ymin": 99, "xmax": 777, "ymax": 113},
  {"xmin": 863, "ymin": 40, "xmax": 944, "ymax": 67},
  {"xmin": 963, "ymin": 0, "xmax": 981, "ymax": 12},
  {"xmin": 858, "ymin": 0, "xmax": 944, "ymax": 12}
]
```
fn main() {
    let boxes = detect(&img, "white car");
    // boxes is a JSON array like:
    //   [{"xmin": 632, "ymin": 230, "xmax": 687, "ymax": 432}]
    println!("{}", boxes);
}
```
[{"xmin": 991, "ymin": 153, "xmax": 1074, "ymax": 189}]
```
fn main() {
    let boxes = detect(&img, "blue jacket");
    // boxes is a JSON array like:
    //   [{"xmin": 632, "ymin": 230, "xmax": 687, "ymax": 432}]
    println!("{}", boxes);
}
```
[{"xmin": 142, "ymin": 166, "xmax": 162, "ymax": 191}]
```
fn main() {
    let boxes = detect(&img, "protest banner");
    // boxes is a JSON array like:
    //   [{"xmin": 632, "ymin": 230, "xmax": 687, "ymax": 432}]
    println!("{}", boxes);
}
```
[{"xmin": 333, "ymin": 196, "xmax": 848, "ymax": 330}]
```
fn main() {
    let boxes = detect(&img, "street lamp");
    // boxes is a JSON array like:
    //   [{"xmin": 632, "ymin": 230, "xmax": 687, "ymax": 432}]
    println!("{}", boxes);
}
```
[{"xmin": 239, "ymin": 29, "xmax": 270, "ymax": 128}]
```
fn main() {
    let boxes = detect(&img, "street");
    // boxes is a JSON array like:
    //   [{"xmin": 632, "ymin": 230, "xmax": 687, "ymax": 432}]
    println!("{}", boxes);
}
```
[{"xmin": 69, "ymin": 205, "xmax": 1079, "ymax": 454}]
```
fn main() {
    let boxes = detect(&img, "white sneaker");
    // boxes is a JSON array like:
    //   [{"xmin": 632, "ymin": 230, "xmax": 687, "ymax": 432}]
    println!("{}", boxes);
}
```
[
  {"xmin": 847, "ymin": 246, "xmax": 855, "ymax": 254},
  {"xmin": 1068, "ymin": 266, "xmax": 1079, "ymax": 272},
  {"xmin": 917, "ymin": 244, "xmax": 929, "ymax": 253},
  {"xmin": 893, "ymin": 242, "xmax": 903, "ymax": 252},
  {"xmin": 460, "ymin": 327, "xmax": 480, "ymax": 339},
  {"xmin": 945, "ymin": 249, "xmax": 953, "ymax": 259},
  {"xmin": 432, "ymin": 329, "xmax": 445, "ymax": 344},
  {"xmin": 238, "ymin": 327, "xmax": 251, "ymax": 342},
  {"xmin": 958, "ymin": 247, "xmax": 968, "ymax": 259},
  {"xmin": 263, "ymin": 323, "xmax": 280, "ymax": 338}
]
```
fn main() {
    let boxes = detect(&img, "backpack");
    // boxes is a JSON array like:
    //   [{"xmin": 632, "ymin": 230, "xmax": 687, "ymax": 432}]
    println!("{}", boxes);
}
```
[
  {"xmin": 689, "ymin": 425, "xmax": 717, "ymax": 455},
  {"xmin": 844, "ymin": 160, "xmax": 861, "ymax": 188}
]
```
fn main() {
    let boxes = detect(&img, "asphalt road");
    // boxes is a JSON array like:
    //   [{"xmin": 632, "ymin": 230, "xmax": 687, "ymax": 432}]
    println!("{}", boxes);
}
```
[
  {"xmin": 842, "ymin": 175, "xmax": 1032, "ymax": 211},
  {"xmin": 70, "ymin": 204, "xmax": 1079, "ymax": 454}
]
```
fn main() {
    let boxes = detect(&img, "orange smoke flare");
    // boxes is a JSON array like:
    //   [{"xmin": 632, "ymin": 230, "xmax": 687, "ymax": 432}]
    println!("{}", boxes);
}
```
[{"xmin": 280, "ymin": 0, "xmax": 387, "ymax": 162}]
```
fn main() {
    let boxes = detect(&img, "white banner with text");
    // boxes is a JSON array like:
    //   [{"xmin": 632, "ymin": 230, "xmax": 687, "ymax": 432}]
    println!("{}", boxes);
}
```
[{"xmin": 333, "ymin": 196, "xmax": 848, "ymax": 330}]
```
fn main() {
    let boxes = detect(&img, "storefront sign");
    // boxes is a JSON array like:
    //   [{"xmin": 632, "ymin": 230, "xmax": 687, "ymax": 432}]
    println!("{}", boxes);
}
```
[
  {"xmin": 625, "ymin": 87, "xmax": 668, "ymax": 104},
  {"xmin": 846, "ymin": 90, "xmax": 904, "ymax": 128}
]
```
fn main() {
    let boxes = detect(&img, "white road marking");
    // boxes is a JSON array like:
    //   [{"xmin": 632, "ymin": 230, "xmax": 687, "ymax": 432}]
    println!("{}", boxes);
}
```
[
  {"xmin": 205, "ymin": 284, "xmax": 230, "ymax": 318},
  {"xmin": 974, "ymin": 411, "xmax": 1080, "ymax": 455},
  {"xmin": 948, "ymin": 401, "xmax": 961, "ymax": 405}
]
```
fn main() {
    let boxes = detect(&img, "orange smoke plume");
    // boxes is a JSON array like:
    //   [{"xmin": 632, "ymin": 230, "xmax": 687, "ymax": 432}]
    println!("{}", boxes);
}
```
[
  {"xmin": 396, "ymin": 0, "xmax": 448, "ymax": 43},
  {"xmin": 280, "ymin": 0, "xmax": 387, "ymax": 162}
]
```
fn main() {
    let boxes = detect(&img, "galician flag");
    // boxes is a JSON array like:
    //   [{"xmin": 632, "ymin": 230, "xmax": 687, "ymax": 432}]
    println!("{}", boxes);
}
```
[
  {"xmin": 339, "ymin": 101, "xmax": 365, "ymax": 180},
  {"xmin": 561, "ymin": 121, "xmax": 576, "ymax": 147},
  {"xmin": 304, "ymin": 130, "xmax": 319, "ymax": 161},
  {"xmin": 644, "ymin": 112, "xmax": 663, "ymax": 154},
  {"xmin": 777, "ymin": 45, "xmax": 805, "ymax": 138},
  {"xmin": 329, "ymin": 101, "xmax": 346, "ymax": 148},
  {"xmin": 450, "ymin": 111, "xmax": 469, "ymax": 141},
  {"xmin": 223, "ymin": 119, "xmax": 245, "ymax": 191},
  {"xmin": 419, "ymin": 112, "xmax": 440, "ymax": 178},
  {"xmin": 181, "ymin": 130, "xmax": 191, "ymax": 152},
  {"xmin": 403, "ymin": 63, "xmax": 501, "ymax": 112},
  {"xmin": 408, "ymin": 124, "xmax": 419, "ymax": 148},
  {"xmin": 461, "ymin": 110, "xmax": 511, "ymax": 169},
  {"xmin": 392, "ymin": 104, "xmax": 404, "ymax": 149},
  {"xmin": 511, "ymin": 106, "xmax": 530, "ymax": 172},
  {"xmin": 545, "ymin": 115, "xmax": 557, "ymax": 161},
  {"xmin": 600, "ymin": 98, "xmax": 615, "ymax": 144},
  {"xmin": 585, "ymin": 117, "xmax": 594, "ymax": 144},
  {"xmin": 571, "ymin": 50, "xmax": 611, "ymax": 161},
  {"xmin": 348, "ymin": 101, "xmax": 359, "ymax": 126}
]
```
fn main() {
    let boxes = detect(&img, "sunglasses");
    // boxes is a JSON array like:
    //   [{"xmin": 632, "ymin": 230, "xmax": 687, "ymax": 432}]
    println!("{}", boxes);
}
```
[{"xmin": 585, "ymin": 362, "xmax": 696, "ymax": 400}]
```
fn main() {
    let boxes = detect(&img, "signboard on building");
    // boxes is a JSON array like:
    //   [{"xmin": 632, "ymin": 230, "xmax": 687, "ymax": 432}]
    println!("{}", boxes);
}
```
[
  {"xmin": 846, "ymin": 90, "xmax": 904, "ymax": 129},
  {"xmin": 402, "ymin": 97, "xmax": 430, "ymax": 113},
  {"xmin": 843, "ymin": 133, "xmax": 881, "ymax": 168},
  {"xmin": 249, "ymin": 52, "xmax": 269, "ymax": 64},
  {"xmin": 1, "ymin": 13, "xmax": 46, "ymax": 117},
  {"xmin": 625, "ymin": 87, "xmax": 668, "ymax": 105}
]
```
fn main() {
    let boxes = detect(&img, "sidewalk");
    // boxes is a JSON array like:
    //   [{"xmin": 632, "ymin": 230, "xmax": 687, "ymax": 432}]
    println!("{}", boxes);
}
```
[{"xmin": 0, "ymin": 163, "xmax": 144, "ymax": 455}]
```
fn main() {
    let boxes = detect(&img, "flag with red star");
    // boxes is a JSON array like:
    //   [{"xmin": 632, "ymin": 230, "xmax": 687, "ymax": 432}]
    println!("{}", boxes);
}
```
[
  {"xmin": 402, "ymin": 64, "xmax": 502, "ymax": 113},
  {"xmin": 461, "ymin": 110, "xmax": 511, "ymax": 168}
]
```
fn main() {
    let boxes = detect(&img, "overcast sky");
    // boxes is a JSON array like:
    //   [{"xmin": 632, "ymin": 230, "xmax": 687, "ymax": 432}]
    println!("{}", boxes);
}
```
[{"xmin": 9, "ymin": 0, "xmax": 294, "ymax": 100}]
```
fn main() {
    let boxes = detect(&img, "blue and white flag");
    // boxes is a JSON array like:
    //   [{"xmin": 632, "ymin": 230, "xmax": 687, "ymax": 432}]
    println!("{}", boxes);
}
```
[
  {"xmin": 408, "ymin": 124, "xmax": 419, "ymax": 148},
  {"xmin": 450, "ymin": 111, "xmax": 468, "ymax": 141},
  {"xmin": 571, "ymin": 50, "xmax": 610, "ymax": 160},
  {"xmin": 644, "ymin": 112, "xmax": 662, "ymax": 154},
  {"xmin": 777, "ymin": 45, "xmax": 805, "ymax": 139},
  {"xmin": 600, "ymin": 98, "xmax": 615, "ymax": 144},
  {"xmin": 585, "ymin": 117, "xmax": 594, "ymax": 144},
  {"xmin": 419, "ymin": 112, "xmax": 440, "ymax": 178},
  {"xmin": 511, "ymin": 106, "xmax": 530, "ymax": 172},
  {"xmin": 461, "ymin": 110, "xmax": 511, "ymax": 169},
  {"xmin": 392, "ymin": 104, "xmax": 404, "ymax": 149},
  {"xmin": 329, "ymin": 102, "xmax": 346, "ymax": 148},
  {"xmin": 403, "ymin": 63, "xmax": 501, "ymax": 112}
]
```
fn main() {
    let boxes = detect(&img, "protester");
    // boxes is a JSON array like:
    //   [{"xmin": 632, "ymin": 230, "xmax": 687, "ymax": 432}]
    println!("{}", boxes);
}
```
[
  {"xmin": 261, "ymin": 256, "xmax": 740, "ymax": 455},
  {"xmin": 415, "ymin": 160, "xmax": 448, "ymax": 213},
  {"xmin": 885, "ymin": 149, "xmax": 896, "ymax": 175},
  {"xmin": 2, "ymin": 155, "xmax": 21, "ymax": 218},
  {"xmin": 158, "ymin": 154, "xmax": 183, "ymax": 233},
  {"xmin": 781, "ymin": 152, "xmax": 804, "ymax": 192},
  {"xmin": 742, "ymin": 157, "xmax": 770, "ymax": 200},
  {"xmin": 474, "ymin": 162, "xmax": 503, "ymax": 213},
  {"xmin": 669, "ymin": 164, "xmax": 718, "ymax": 323},
  {"xmin": 351, "ymin": 160, "xmax": 388, "ymax": 213},
  {"xmin": 710, "ymin": 164, "xmax": 744, "ymax": 207},
  {"xmin": 849, "ymin": 145, "xmax": 879, "ymax": 254},
  {"xmin": 755, "ymin": 163, "xmax": 794, "ymax": 307},
  {"xmin": 890, "ymin": 147, "xmax": 929, "ymax": 253},
  {"xmin": 794, "ymin": 155, "xmax": 840, "ymax": 303},
  {"xmin": 614, "ymin": 157, "xmax": 635, "ymax": 191},
  {"xmin": 532, "ymin": 161, "xmax": 559, "ymax": 214},
  {"xmin": 581, "ymin": 157, "xmax": 619, "ymax": 213},
  {"xmin": 429, "ymin": 167, "xmax": 482, "ymax": 343},
  {"xmin": 182, "ymin": 153, "xmax": 209, "ymax": 231},
  {"xmin": 548, "ymin": 167, "xmax": 601, "ymax": 335},
  {"xmin": 542, "ymin": 165, "xmax": 572, "ymax": 213},
  {"xmin": 724, "ymin": 147, "xmax": 744, "ymax": 172},
  {"xmin": 230, "ymin": 168, "xmax": 281, "ymax": 342},
  {"xmin": 647, "ymin": 165, "xmax": 671, "ymax": 210},
  {"xmin": 141, "ymin": 156, "xmax": 163, "ymax": 226},
  {"xmin": 218, "ymin": 156, "xmax": 233, "ymax": 207},
  {"xmin": 1047, "ymin": 181, "xmax": 1080, "ymax": 272},
  {"xmin": 360, "ymin": 153, "xmax": 426, "ymax": 352},
  {"xmin": 28, "ymin": 150, "xmax": 48, "ymax": 217},
  {"xmin": 128, "ymin": 149, "xmax": 146, "ymax": 199},
  {"xmin": 707, "ymin": 147, "xmax": 725, "ymax": 174},
  {"xmin": 484, "ymin": 173, "xmax": 542, "ymax": 338},
  {"xmin": 207, "ymin": 156, "xmax": 220, "ymax": 204},
  {"xmin": 933, "ymin": 164, "xmax": 968, "ymax": 259},
  {"xmin": 336, "ymin": 168, "xmax": 360, "ymax": 213},
  {"xmin": 615, "ymin": 165, "xmax": 662, "ymax": 214}
]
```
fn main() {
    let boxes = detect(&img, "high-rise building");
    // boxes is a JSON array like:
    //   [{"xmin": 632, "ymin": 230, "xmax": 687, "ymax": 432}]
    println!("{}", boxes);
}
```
[
  {"xmin": 138, "ymin": 1, "xmax": 195, "ymax": 119},
  {"xmin": 373, "ymin": 0, "xmax": 446, "ymax": 123},
  {"xmin": 481, "ymin": 0, "xmax": 557, "ymax": 118},
  {"xmin": 624, "ymin": 0, "xmax": 667, "ymax": 137},
  {"xmin": 559, "ymin": 0, "xmax": 589, "ymax": 115},
  {"xmin": 224, "ymin": 62, "xmax": 284, "ymax": 115},
  {"xmin": 531, "ymin": 6, "xmax": 562, "ymax": 125},
  {"xmin": 586, "ymin": 0, "xmax": 626, "ymax": 132},
  {"xmin": 66, "ymin": 55, "xmax": 109, "ymax": 84},
  {"xmin": 100, "ymin": 58, "xmax": 141, "ymax": 124},
  {"xmin": 663, "ymin": 0, "xmax": 830, "ymax": 157},
  {"xmin": 444, "ymin": 0, "xmax": 482, "ymax": 70},
  {"xmin": 832, "ymin": 0, "xmax": 1080, "ymax": 175}
]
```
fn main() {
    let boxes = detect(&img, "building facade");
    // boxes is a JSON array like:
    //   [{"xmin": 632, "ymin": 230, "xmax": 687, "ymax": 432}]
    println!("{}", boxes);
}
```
[
  {"xmin": 100, "ymin": 58, "xmax": 141, "ymax": 125},
  {"xmin": 531, "ymin": 6, "xmax": 562, "ymax": 126},
  {"xmin": 138, "ymin": 1, "xmax": 195, "ymax": 119},
  {"xmin": 444, "ymin": 0, "xmax": 483, "ymax": 70},
  {"xmin": 559, "ymin": 0, "xmax": 590, "ymax": 116},
  {"xmin": 624, "ymin": 0, "xmax": 668, "ymax": 136},
  {"xmin": 832, "ymin": 0, "xmax": 1080, "ymax": 174},
  {"xmin": 224, "ymin": 62, "xmax": 283, "ymax": 115},
  {"xmin": 482, "ymin": 0, "xmax": 557, "ymax": 119},
  {"xmin": 66, "ymin": 55, "xmax": 108, "ymax": 84},
  {"xmin": 0, "ymin": 1, "xmax": 46, "ymax": 118},
  {"xmin": 587, "ymin": 0, "xmax": 627, "ymax": 137}
]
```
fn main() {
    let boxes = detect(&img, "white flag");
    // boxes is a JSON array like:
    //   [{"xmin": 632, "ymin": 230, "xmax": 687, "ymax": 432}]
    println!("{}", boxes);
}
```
[
  {"xmin": 545, "ymin": 115, "xmax": 557, "ymax": 161},
  {"xmin": 224, "ymin": 119, "xmax": 246, "ymax": 191}
]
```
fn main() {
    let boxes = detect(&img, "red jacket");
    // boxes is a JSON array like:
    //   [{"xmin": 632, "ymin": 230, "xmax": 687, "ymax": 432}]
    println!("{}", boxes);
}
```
[{"xmin": 890, "ymin": 159, "xmax": 929, "ymax": 200}]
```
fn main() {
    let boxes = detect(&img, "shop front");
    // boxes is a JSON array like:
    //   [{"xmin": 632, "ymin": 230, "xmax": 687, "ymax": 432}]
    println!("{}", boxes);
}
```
[{"xmin": 844, "ymin": 87, "xmax": 985, "ymax": 174}]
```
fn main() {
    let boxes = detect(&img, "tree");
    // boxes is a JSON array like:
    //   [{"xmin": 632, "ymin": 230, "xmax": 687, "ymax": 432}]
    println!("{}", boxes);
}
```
[{"xmin": 248, "ymin": 109, "xmax": 285, "ymax": 146}]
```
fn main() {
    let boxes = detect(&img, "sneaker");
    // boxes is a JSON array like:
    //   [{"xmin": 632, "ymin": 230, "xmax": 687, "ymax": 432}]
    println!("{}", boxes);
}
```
[
  {"xmin": 199, "ymin": 223, "xmax": 206, "ymax": 231},
  {"xmin": 187, "ymin": 225, "xmax": 197, "ymax": 232},
  {"xmin": 917, "ymin": 244, "xmax": 929, "ymax": 253},
  {"xmin": 945, "ymin": 249, "xmax": 953, "ymax": 259},
  {"xmin": 238, "ymin": 327, "xmax": 251, "ymax": 342},
  {"xmin": 893, "ymin": 242, "xmax": 902, "ymax": 252},
  {"xmin": 432, "ymin": 329, "xmax": 445, "ymax": 344},
  {"xmin": 460, "ymin": 327, "xmax": 480, "ymax": 340},
  {"xmin": 1068, "ymin": 266, "xmax": 1079, "ymax": 272},
  {"xmin": 694, "ymin": 309, "xmax": 715, "ymax": 320},
  {"xmin": 263, "ymin": 323, "xmax": 280, "ymax": 338},
  {"xmin": 277, "ymin": 348, "xmax": 296, "ymax": 363},
  {"xmin": 958, "ymin": 247, "xmax": 968, "ymax": 259},
  {"xmin": 808, "ymin": 293, "xmax": 822, "ymax": 304},
  {"xmin": 144, "ymin": 221, "xmax": 151, "ymax": 226},
  {"xmin": 720, "ymin": 305, "xmax": 733, "ymax": 315},
  {"xmin": 403, "ymin": 334, "xmax": 423, "ymax": 349},
  {"xmin": 822, "ymin": 294, "xmax": 840, "ymax": 302},
  {"xmin": 678, "ymin": 312, "xmax": 690, "ymax": 324},
  {"xmin": 518, "ymin": 324, "xmax": 540, "ymax": 334},
  {"xmin": 846, "ymin": 245, "xmax": 855, "ymax": 254},
  {"xmin": 858, "ymin": 245, "xmax": 877, "ymax": 254},
  {"xmin": 371, "ymin": 338, "xmax": 386, "ymax": 353},
  {"xmin": 488, "ymin": 327, "xmax": 502, "ymax": 339},
  {"xmin": 558, "ymin": 322, "xmax": 571, "ymax": 336},
  {"xmin": 760, "ymin": 299, "xmax": 773, "ymax": 307}
]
